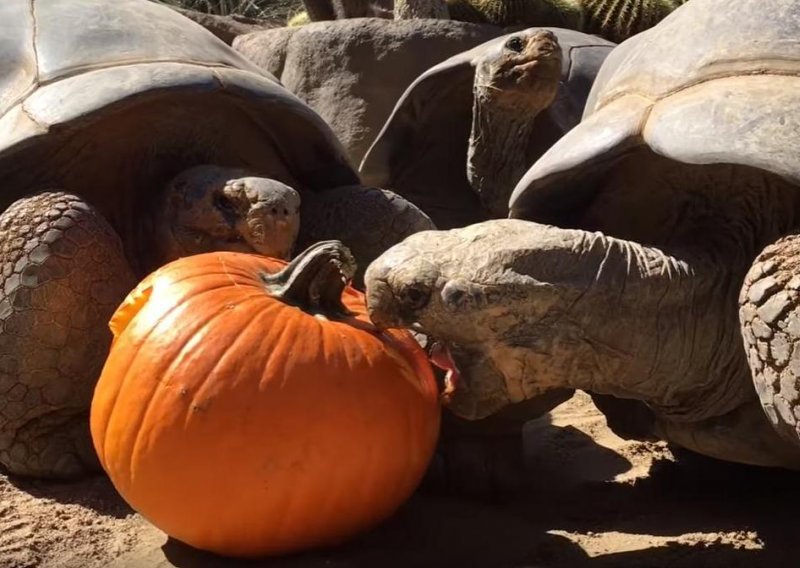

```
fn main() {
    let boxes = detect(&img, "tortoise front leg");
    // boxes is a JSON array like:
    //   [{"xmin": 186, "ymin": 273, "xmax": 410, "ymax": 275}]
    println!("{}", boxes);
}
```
[
  {"xmin": 0, "ymin": 192, "xmax": 136, "ymax": 478},
  {"xmin": 426, "ymin": 388, "xmax": 574, "ymax": 496},
  {"xmin": 740, "ymin": 234, "xmax": 800, "ymax": 452}
]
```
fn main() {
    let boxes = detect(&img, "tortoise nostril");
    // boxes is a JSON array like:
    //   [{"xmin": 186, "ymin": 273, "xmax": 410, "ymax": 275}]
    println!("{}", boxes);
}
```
[
  {"xmin": 441, "ymin": 279, "xmax": 483, "ymax": 311},
  {"xmin": 443, "ymin": 287, "xmax": 465, "ymax": 305},
  {"xmin": 442, "ymin": 286, "xmax": 467, "ymax": 307},
  {"xmin": 505, "ymin": 36, "xmax": 525, "ymax": 53}
]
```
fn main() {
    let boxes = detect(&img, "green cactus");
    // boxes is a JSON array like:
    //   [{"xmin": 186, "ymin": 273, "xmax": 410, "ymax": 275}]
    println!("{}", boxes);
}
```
[
  {"xmin": 582, "ymin": 0, "xmax": 687, "ymax": 41},
  {"xmin": 447, "ymin": 0, "xmax": 581, "ymax": 29},
  {"xmin": 446, "ymin": 0, "xmax": 689, "ymax": 43},
  {"xmin": 290, "ymin": 0, "xmax": 687, "ymax": 42}
]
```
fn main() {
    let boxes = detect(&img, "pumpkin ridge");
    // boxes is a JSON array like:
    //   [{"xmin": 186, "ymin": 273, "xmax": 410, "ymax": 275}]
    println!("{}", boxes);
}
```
[
  {"xmin": 254, "ymin": 314, "xmax": 370, "ymax": 540},
  {"xmin": 248, "ymin": 252, "xmax": 375, "ymax": 392},
  {"xmin": 249, "ymin": 308, "xmax": 325, "ymax": 544},
  {"xmin": 154, "ymin": 263, "xmax": 270, "ymax": 289},
  {"xmin": 97, "ymin": 303, "xmax": 173, "ymax": 467},
  {"xmin": 266, "ymin": 307, "xmax": 311, "ymax": 392},
  {"xmin": 167, "ymin": 272, "xmax": 262, "ymax": 293},
  {"xmin": 181, "ymin": 295, "xmax": 282, "ymax": 430},
  {"xmin": 323, "ymin": 329, "xmax": 423, "ymax": 529},
  {"xmin": 100, "ymin": 285, "xmax": 256, "ymax": 473},
  {"xmin": 346, "ymin": 405, "xmax": 380, "ymax": 526},
  {"xmin": 255, "ymin": 310, "xmax": 282, "ymax": 393},
  {"xmin": 199, "ymin": 266, "xmax": 272, "ymax": 288},
  {"xmin": 126, "ymin": 294, "xmax": 268, "ymax": 481}
]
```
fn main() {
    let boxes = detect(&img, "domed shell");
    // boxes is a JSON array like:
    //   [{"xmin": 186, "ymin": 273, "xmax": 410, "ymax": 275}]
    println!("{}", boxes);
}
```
[
  {"xmin": 0, "ymin": 0, "xmax": 356, "ymax": 217},
  {"xmin": 510, "ymin": 0, "xmax": 800, "ymax": 219}
]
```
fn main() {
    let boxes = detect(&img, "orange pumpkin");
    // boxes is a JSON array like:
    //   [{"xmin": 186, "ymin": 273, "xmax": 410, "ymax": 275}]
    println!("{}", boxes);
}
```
[{"xmin": 90, "ymin": 241, "xmax": 440, "ymax": 558}]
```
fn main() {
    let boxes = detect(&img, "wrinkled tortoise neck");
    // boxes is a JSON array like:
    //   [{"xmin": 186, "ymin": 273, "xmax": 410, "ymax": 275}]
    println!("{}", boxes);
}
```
[
  {"xmin": 128, "ymin": 166, "xmax": 219, "ymax": 276},
  {"xmin": 129, "ymin": 207, "xmax": 163, "ymax": 277},
  {"xmin": 480, "ymin": 221, "xmax": 754, "ymax": 422},
  {"xmin": 466, "ymin": 88, "xmax": 545, "ymax": 219}
]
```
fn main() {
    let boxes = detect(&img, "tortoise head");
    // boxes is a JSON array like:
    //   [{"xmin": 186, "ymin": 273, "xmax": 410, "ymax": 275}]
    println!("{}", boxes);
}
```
[
  {"xmin": 467, "ymin": 30, "xmax": 565, "ymax": 218},
  {"xmin": 155, "ymin": 165, "xmax": 301, "ymax": 266},
  {"xmin": 473, "ymin": 30, "xmax": 563, "ymax": 113},
  {"xmin": 365, "ymin": 229, "xmax": 487, "ymax": 343},
  {"xmin": 365, "ymin": 225, "xmax": 529, "ymax": 419}
]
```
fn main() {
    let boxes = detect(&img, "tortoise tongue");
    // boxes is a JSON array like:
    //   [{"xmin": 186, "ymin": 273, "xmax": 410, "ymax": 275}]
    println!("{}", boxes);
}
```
[{"xmin": 429, "ymin": 341, "xmax": 461, "ymax": 403}]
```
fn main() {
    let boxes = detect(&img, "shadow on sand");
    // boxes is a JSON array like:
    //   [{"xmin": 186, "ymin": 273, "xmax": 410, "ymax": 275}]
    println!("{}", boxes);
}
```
[{"xmin": 153, "ymin": 422, "xmax": 796, "ymax": 568}]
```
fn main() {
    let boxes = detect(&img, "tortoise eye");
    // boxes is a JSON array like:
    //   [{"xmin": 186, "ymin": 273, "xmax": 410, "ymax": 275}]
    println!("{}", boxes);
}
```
[
  {"xmin": 213, "ymin": 193, "xmax": 236, "ymax": 215},
  {"xmin": 400, "ymin": 284, "xmax": 431, "ymax": 310},
  {"xmin": 505, "ymin": 36, "xmax": 525, "ymax": 53}
]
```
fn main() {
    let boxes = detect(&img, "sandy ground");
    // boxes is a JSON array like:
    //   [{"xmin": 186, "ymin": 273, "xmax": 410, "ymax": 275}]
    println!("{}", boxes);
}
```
[{"xmin": 1, "ymin": 392, "xmax": 796, "ymax": 568}]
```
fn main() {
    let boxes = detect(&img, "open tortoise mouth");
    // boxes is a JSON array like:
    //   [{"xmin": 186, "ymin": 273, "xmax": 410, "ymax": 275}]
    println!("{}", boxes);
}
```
[
  {"xmin": 429, "ymin": 340, "xmax": 462, "ymax": 403},
  {"xmin": 410, "ymin": 329, "xmax": 462, "ymax": 403}
]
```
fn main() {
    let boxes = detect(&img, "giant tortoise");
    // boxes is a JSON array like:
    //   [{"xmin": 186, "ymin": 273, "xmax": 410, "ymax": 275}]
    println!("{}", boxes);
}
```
[
  {"xmin": 360, "ymin": 28, "xmax": 614, "ymax": 228},
  {"xmin": 365, "ymin": 0, "xmax": 800, "ymax": 470},
  {"xmin": 0, "ymin": 0, "xmax": 431, "ymax": 478}
]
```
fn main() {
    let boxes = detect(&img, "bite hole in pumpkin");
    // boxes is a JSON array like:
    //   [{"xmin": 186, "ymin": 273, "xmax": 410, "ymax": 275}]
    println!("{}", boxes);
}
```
[{"xmin": 109, "ymin": 283, "xmax": 154, "ymax": 341}]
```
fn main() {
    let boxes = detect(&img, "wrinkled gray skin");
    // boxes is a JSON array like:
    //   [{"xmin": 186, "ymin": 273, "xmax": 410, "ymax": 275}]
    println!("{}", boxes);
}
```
[
  {"xmin": 366, "ymin": 205, "xmax": 800, "ymax": 470},
  {"xmin": 233, "ymin": 19, "xmax": 503, "ymax": 165},
  {"xmin": 367, "ymin": 0, "xmax": 800, "ymax": 471},
  {"xmin": 360, "ymin": 28, "xmax": 613, "ymax": 229},
  {"xmin": 466, "ymin": 30, "xmax": 561, "ymax": 217},
  {"xmin": 0, "ymin": 0, "xmax": 432, "ymax": 479}
]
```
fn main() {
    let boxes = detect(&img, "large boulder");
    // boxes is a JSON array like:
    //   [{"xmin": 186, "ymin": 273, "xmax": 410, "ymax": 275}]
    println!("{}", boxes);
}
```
[{"xmin": 234, "ymin": 18, "xmax": 503, "ymax": 164}]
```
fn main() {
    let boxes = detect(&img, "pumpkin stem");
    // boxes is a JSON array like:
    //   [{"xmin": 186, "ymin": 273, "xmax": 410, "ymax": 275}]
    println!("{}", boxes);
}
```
[{"xmin": 262, "ymin": 240, "xmax": 356, "ymax": 317}]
